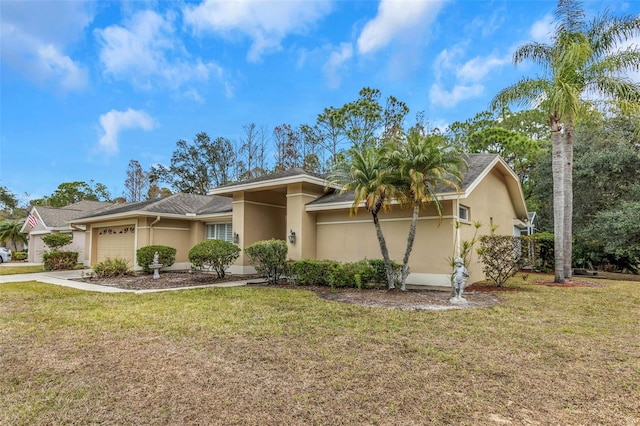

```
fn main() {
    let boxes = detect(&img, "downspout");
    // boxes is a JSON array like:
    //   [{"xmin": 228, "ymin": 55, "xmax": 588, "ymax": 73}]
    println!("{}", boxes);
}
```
[{"xmin": 149, "ymin": 216, "xmax": 161, "ymax": 245}]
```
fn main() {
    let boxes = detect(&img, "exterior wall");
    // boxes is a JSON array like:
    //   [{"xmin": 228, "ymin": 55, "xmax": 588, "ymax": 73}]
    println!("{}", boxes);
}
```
[
  {"xmin": 231, "ymin": 190, "xmax": 286, "ymax": 274},
  {"xmin": 316, "ymin": 202, "xmax": 457, "ymax": 286},
  {"xmin": 86, "ymin": 216, "xmax": 231, "ymax": 272},
  {"xmin": 27, "ymin": 228, "xmax": 85, "ymax": 264},
  {"xmin": 145, "ymin": 218, "xmax": 193, "ymax": 265},
  {"xmin": 459, "ymin": 168, "xmax": 522, "ymax": 281},
  {"xmin": 286, "ymin": 182, "xmax": 323, "ymax": 261}
]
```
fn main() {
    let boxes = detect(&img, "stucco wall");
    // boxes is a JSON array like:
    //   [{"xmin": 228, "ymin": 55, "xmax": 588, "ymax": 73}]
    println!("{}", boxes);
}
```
[
  {"xmin": 458, "ymin": 168, "xmax": 522, "ymax": 280},
  {"xmin": 315, "ymin": 203, "xmax": 457, "ymax": 278}
]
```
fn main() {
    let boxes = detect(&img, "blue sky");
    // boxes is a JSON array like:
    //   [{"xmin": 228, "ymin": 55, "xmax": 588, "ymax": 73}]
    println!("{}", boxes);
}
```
[{"xmin": 1, "ymin": 0, "xmax": 638, "ymax": 202}]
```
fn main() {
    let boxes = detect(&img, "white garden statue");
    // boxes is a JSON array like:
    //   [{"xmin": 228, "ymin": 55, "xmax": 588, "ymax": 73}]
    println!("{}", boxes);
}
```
[{"xmin": 450, "ymin": 257, "xmax": 469, "ymax": 303}]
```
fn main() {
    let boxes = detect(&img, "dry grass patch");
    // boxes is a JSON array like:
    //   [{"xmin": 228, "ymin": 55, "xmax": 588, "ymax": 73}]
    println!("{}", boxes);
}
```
[{"xmin": 1, "ymin": 275, "xmax": 639, "ymax": 425}]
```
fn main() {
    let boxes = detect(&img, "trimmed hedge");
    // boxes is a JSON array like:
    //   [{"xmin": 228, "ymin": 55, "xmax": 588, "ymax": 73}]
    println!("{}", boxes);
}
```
[
  {"xmin": 136, "ymin": 245, "xmax": 177, "ymax": 273},
  {"xmin": 288, "ymin": 259, "xmax": 401, "ymax": 289},
  {"xmin": 42, "ymin": 233, "xmax": 73, "ymax": 251},
  {"xmin": 244, "ymin": 239, "xmax": 288, "ymax": 285},
  {"xmin": 188, "ymin": 239, "xmax": 240, "ymax": 278},
  {"xmin": 43, "ymin": 251, "xmax": 78, "ymax": 271}
]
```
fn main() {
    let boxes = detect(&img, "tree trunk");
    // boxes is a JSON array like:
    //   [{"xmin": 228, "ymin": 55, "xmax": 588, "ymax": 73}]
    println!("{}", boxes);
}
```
[
  {"xmin": 551, "ymin": 117, "xmax": 565, "ymax": 284},
  {"xmin": 372, "ymin": 213, "xmax": 395, "ymax": 290},
  {"xmin": 400, "ymin": 202, "xmax": 421, "ymax": 291},
  {"xmin": 563, "ymin": 120, "xmax": 574, "ymax": 279}
]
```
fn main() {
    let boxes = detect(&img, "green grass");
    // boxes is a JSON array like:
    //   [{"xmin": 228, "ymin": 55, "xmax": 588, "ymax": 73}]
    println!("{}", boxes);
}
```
[
  {"xmin": 1, "ymin": 274, "xmax": 638, "ymax": 425},
  {"xmin": 0, "ymin": 265, "xmax": 44, "ymax": 275}
]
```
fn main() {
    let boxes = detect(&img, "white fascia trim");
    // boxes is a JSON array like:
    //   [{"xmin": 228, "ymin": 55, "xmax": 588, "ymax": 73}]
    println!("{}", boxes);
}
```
[
  {"xmin": 71, "ymin": 211, "xmax": 232, "ymax": 224},
  {"xmin": 306, "ymin": 196, "xmax": 459, "ymax": 212},
  {"xmin": 286, "ymin": 192, "xmax": 322, "ymax": 199},
  {"xmin": 209, "ymin": 175, "xmax": 333, "ymax": 195}
]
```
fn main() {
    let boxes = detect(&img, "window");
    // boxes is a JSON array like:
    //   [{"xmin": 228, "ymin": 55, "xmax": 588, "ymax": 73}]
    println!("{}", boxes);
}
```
[
  {"xmin": 206, "ymin": 223, "xmax": 233, "ymax": 242},
  {"xmin": 459, "ymin": 205, "xmax": 470, "ymax": 221}
]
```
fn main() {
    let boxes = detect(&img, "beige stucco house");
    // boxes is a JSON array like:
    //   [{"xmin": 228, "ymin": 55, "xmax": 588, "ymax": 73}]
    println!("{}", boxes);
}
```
[
  {"xmin": 21, "ymin": 200, "xmax": 114, "ymax": 263},
  {"xmin": 70, "ymin": 154, "xmax": 528, "ymax": 288}
]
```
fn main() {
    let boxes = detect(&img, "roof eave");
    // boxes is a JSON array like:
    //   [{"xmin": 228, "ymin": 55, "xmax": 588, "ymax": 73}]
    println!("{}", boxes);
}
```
[{"xmin": 209, "ymin": 174, "xmax": 336, "ymax": 196}]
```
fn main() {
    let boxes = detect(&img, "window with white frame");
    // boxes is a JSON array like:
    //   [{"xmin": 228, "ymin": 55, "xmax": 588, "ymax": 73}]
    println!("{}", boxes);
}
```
[
  {"xmin": 459, "ymin": 205, "xmax": 470, "ymax": 221},
  {"xmin": 206, "ymin": 223, "xmax": 233, "ymax": 242}
]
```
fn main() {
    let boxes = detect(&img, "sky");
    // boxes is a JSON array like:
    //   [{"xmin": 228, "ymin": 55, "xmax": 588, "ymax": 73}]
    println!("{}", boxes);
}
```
[{"xmin": 1, "ymin": 0, "xmax": 639, "ymax": 203}]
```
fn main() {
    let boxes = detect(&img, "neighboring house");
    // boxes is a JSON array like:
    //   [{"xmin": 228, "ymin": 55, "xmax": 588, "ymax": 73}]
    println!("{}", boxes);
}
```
[
  {"xmin": 21, "ymin": 200, "xmax": 115, "ymax": 263},
  {"xmin": 71, "ymin": 153, "xmax": 528, "ymax": 288}
]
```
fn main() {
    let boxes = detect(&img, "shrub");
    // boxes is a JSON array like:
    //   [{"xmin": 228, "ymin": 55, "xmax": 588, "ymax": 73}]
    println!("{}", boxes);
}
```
[
  {"xmin": 136, "ymin": 245, "xmax": 177, "ymax": 273},
  {"xmin": 244, "ymin": 239, "xmax": 288, "ymax": 285},
  {"xmin": 288, "ymin": 259, "xmax": 336, "ymax": 286},
  {"xmin": 477, "ymin": 235, "xmax": 526, "ymax": 287},
  {"xmin": 43, "ymin": 251, "xmax": 78, "ymax": 271},
  {"xmin": 188, "ymin": 239, "xmax": 240, "ymax": 278},
  {"xmin": 288, "ymin": 259, "xmax": 397, "ymax": 289},
  {"xmin": 42, "ymin": 233, "xmax": 73, "ymax": 251},
  {"xmin": 13, "ymin": 251, "xmax": 27, "ymax": 261},
  {"xmin": 366, "ymin": 259, "xmax": 402, "ymax": 286},
  {"xmin": 531, "ymin": 232, "xmax": 554, "ymax": 272},
  {"xmin": 92, "ymin": 257, "xmax": 132, "ymax": 278}
]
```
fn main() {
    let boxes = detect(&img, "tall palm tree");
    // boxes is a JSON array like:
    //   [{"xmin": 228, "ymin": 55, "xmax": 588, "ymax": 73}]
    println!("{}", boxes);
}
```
[
  {"xmin": 491, "ymin": 0, "xmax": 640, "ymax": 283},
  {"xmin": 389, "ymin": 132, "xmax": 465, "ymax": 291},
  {"xmin": 328, "ymin": 147, "xmax": 401, "ymax": 289}
]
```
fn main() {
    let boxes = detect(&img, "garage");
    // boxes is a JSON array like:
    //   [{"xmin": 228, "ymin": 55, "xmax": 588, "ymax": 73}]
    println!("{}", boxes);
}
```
[{"xmin": 95, "ymin": 225, "xmax": 136, "ymax": 266}]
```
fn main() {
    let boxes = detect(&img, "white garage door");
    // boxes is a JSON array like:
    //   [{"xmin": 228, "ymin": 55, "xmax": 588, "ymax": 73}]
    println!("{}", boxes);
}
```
[{"xmin": 96, "ymin": 225, "xmax": 136, "ymax": 266}]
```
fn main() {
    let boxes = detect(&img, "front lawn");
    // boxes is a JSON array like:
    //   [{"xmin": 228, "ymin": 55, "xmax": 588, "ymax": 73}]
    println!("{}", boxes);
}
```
[{"xmin": 0, "ymin": 274, "xmax": 638, "ymax": 425}]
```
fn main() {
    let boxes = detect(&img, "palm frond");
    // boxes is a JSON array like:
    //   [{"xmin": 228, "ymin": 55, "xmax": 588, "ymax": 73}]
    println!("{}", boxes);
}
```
[
  {"xmin": 514, "ymin": 42, "xmax": 552, "ymax": 67},
  {"xmin": 555, "ymin": 0, "xmax": 586, "ymax": 35},
  {"xmin": 490, "ymin": 78, "xmax": 549, "ymax": 111}
]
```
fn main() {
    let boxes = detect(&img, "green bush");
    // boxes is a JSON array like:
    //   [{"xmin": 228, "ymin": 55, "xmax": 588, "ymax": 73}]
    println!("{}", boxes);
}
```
[
  {"xmin": 531, "ymin": 232, "xmax": 554, "ymax": 272},
  {"xmin": 244, "ymin": 239, "xmax": 288, "ymax": 284},
  {"xmin": 477, "ymin": 235, "xmax": 526, "ymax": 287},
  {"xmin": 188, "ymin": 239, "xmax": 240, "ymax": 278},
  {"xmin": 289, "ymin": 259, "xmax": 338, "ymax": 286},
  {"xmin": 42, "ymin": 233, "xmax": 73, "ymax": 251},
  {"xmin": 43, "ymin": 251, "xmax": 78, "ymax": 271},
  {"xmin": 288, "ymin": 259, "xmax": 397, "ymax": 289},
  {"xmin": 92, "ymin": 257, "xmax": 132, "ymax": 278},
  {"xmin": 366, "ymin": 259, "xmax": 402, "ymax": 285},
  {"xmin": 136, "ymin": 245, "xmax": 177, "ymax": 273},
  {"xmin": 13, "ymin": 251, "xmax": 27, "ymax": 261}
]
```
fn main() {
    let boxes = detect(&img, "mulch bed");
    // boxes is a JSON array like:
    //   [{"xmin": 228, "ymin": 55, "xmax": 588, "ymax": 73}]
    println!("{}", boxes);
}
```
[{"xmin": 80, "ymin": 272, "xmax": 502, "ymax": 310}]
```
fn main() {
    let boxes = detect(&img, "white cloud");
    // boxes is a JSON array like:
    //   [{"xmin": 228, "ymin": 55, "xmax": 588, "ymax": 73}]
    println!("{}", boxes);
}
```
[
  {"xmin": 457, "ymin": 54, "xmax": 510, "ymax": 82},
  {"xmin": 183, "ymin": 0, "xmax": 332, "ymax": 62},
  {"xmin": 530, "ymin": 13, "xmax": 554, "ymax": 44},
  {"xmin": 357, "ymin": 0, "xmax": 447, "ymax": 55},
  {"xmin": 96, "ymin": 109, "xmax": 155, "ymax": 156},
  {"xmin": 429, "ymin": 83, "xmax": 484, "ymax": 108},
  {"xmin": 96, "ymin": 10, "xmax": 224, "ymax": 90},
  {"xmin": 0, "ymin": 1, "xmax": 91, "ymax": 91},
  {"xmin": 433, "ymin": 46, "xmax": 466, "ymax": 80},
  {"xmin": 322, "ymin": 43, "xmax": 353, "ymax": 89}
]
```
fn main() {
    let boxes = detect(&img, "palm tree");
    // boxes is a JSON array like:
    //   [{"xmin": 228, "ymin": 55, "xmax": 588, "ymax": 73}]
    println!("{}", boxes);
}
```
[
  {"xmin": 491, "ymin": 0, "xmax": 640, "ymax": 283},
  {"xmin": 327, "ymin": 147, "xmax": 401, "ymax": 289},
  {"xmin": 389, "ymin": 131, "xmax": 465, "ymax": 290},
  {"xmin": 0, "ymin": 220, "xmax": 27, "ymax": 251}
]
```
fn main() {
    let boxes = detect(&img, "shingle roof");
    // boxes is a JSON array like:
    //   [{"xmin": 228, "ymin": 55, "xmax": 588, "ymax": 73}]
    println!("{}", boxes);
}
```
[
  {"xmin": 34, "ymin": 201, "xmax": 114, "ymax": 228},
  {"xmin": 74, "ymin": 193, "xmax": 232, "ymax": 220},
  {"xmin": 212, "ymin": 168, "xmax": 327, "ymax": 191},
  {"xmin": 307, "ymin": 153, "xmax": 500, "ymax": 206}
]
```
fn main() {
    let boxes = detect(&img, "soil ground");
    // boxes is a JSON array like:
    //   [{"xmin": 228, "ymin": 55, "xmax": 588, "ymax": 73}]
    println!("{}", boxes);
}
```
[{"xmin": 83, "ymin": 272, "xmax": 518, "ymax": 310}]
